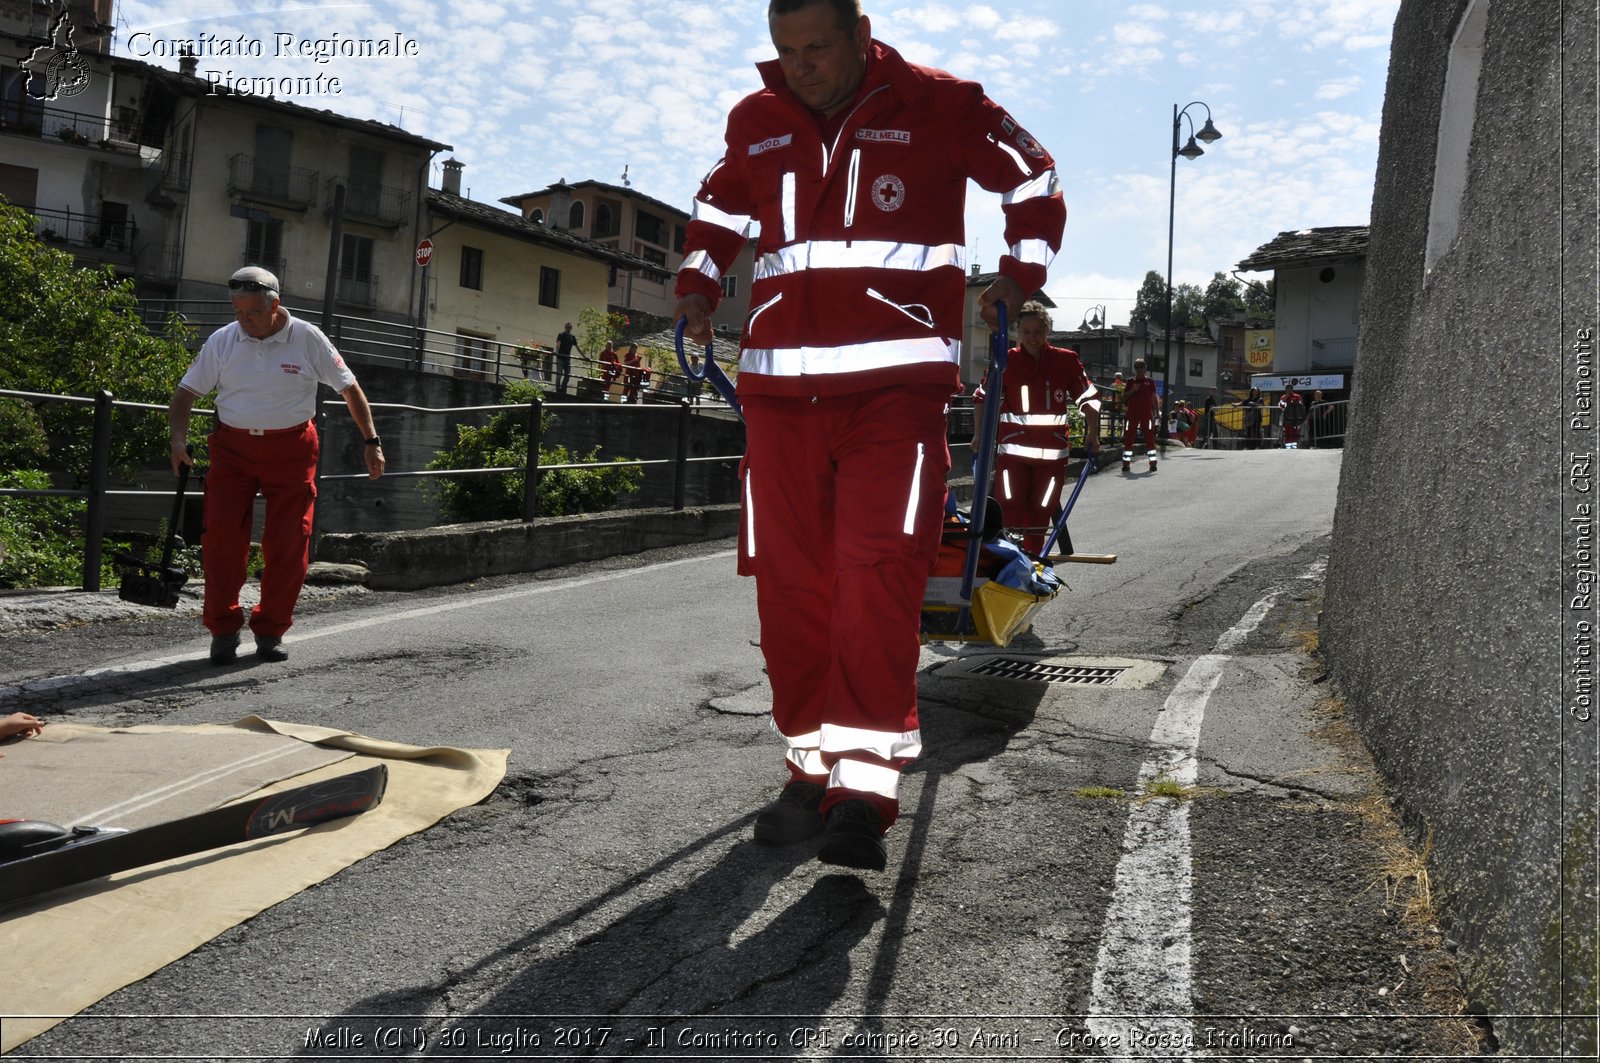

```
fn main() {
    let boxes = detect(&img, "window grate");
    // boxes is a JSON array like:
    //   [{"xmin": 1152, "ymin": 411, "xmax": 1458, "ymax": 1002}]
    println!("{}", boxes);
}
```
[{"xmin": 965, "ymin": 658, "xmax": 1129, "ymax": 686}]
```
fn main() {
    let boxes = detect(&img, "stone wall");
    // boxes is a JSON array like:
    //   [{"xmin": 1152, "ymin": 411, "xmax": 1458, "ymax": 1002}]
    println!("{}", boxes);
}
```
[{"xmin": 1321, "ymin": 0, "xmax": 1597, "ymax": 1052}]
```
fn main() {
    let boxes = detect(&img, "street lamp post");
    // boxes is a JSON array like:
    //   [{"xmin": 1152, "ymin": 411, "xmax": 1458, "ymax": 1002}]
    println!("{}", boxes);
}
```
[
  {"xmin": 1081, "ymin": 303, "xmax": 1109, "ymax": 451},
  {"xmin": 1080, "ymin": 303, "xmax": 1109, "ymax": 378},
  {"xmin": 1161, "ymin": 101, "xmax": 1222, "ymax": 451}
]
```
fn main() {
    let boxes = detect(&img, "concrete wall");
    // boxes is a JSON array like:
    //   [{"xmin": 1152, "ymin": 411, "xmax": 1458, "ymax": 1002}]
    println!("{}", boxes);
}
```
[
  {"xmin": 1321, "ymin": 0, "xmax": 1597, "ymax": 1053},
  {"xmin": 312, "ymin": 363, "xmax": 748, "ymax": 534},
  {"xmin": 315, "ymin": 504, "xmax": 741, "ymax": 590}
]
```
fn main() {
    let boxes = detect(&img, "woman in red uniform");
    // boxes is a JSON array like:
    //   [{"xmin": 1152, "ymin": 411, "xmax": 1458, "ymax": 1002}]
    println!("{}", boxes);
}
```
[{"xmin": 973, "ymin": 301, "xmax": 1100, "ymax": 554}]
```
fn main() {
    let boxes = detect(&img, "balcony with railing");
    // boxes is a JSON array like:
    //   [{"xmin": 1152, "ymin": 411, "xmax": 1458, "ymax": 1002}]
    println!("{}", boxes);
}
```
[
  {"xmin": 325, "ymin": 177, "xmax": 410, "ymax": 228},
  {"xmin": 157, "ymin": 153, "xmax": 192, "ymax": 194},
  {"xmin": 143, "ymin": 243, "xmax": 183, "ymax": 283},
  {"xmin": 28, "ymin": 206, "xmax": 137, "ymax": 255},
  {"xmin": 227, "ymin": 154, "xmax": 319, "ymax": 210},
  {"xmin": 1, "ymin": 100, "xmax": 106, "ymax": 147}
]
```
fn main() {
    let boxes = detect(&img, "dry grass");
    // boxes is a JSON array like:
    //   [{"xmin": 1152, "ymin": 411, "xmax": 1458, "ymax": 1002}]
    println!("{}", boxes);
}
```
[
  {"xmin": 1290, "ymin": 625, "xmax": 1321, "ymax": 655},
  {"xmin": 1378, "ymin": 818, "xmax": 1438, "ymax": 930}
]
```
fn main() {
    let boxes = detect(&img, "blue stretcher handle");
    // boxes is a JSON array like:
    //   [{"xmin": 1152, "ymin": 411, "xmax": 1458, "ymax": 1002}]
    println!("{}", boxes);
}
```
[
  {"xmin": 674, "ymin": 318, "xmax": 742, "ymax": 421},
  {"xmin": 1038, "ymin": 453, "xmax": 1095, "ymax": 560},
  {"xmin": 960, "ymin": 300, "xmax": 1008, "ymax": 603}
]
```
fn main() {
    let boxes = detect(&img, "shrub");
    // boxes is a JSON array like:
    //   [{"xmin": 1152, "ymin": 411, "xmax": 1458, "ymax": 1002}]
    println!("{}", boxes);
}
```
[{"xmin": 425, "ymin": 380, "xmax": 643, "ymax": 522}]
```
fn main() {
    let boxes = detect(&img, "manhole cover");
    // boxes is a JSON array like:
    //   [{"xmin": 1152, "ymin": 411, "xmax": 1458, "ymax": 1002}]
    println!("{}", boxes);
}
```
[
  {"xmin": 935, "ymin": 654, "xmax": 1164, "ymax": 689},
  {"xmin": 966, "ymin": 658, "xmax": 1129, "ymax": 685}
]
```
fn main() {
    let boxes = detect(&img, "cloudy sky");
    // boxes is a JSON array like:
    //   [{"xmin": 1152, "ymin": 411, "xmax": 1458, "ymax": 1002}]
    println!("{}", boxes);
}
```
[{"xmin": 113, "ymin": 0, "xmax": 1398, "ymax": 328}]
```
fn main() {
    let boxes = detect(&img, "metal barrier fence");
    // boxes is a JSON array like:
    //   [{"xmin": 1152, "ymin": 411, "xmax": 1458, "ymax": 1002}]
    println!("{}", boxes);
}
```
[
  {"xmin": 0, "ymin": 388, "xmax": 744, "ymax": 593},
  {"xmin": 133, "ymin": 300, "xmax": 726, "ymax": 404},
  {"xmin": 1187, "ymin": 399, "xmax": 1350, "ymax": 450}
]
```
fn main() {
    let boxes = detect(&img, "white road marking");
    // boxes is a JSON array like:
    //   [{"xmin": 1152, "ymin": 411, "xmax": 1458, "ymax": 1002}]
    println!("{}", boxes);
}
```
[
  {"xmin": 1, "ymin": 551, "xmax": 737, "ymax": 702},
  {"xmin": 1086, "ymin": 561, "xmax": 1322, "ymax": 1057}
]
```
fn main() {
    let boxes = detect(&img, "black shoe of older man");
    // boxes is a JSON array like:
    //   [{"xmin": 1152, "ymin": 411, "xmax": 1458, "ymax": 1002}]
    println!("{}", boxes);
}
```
[
  {"xmin": 753, "ymin": 780, "xmax": 826, "ymax": 845},
  {"xmin": 255, "ymin": 636, "xmax": 289, "ymax": 663},
  {"xmin": 816, "ymin": 799, "xmax": 887, "ymax": 871},
  {"xmin": 209, "ymin": 631, "xmax": 239, "ymax": 665}
]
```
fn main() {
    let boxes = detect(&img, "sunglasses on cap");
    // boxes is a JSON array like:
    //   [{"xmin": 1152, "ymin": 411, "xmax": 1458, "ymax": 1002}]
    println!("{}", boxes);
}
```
[{"xmin": 228, "ymin": 279, "xmax": 277, "ymax": 292}]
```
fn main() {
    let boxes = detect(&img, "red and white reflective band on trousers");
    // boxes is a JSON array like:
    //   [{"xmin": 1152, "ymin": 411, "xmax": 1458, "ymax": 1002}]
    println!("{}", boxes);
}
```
[{"xmin": 738, "ymin": 385, "xmax": 952, "ymax": 830}]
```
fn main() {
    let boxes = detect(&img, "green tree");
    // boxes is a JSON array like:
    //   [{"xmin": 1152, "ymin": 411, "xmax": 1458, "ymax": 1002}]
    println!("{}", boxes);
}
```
[
  {"xmin": 1131, "ymin": 270, "xmax": 1166, "ymax": 330},
  {"xmin": 1130, "ymin": 270, "xmax": 1202, "ymax": 332},
  {"xmin": 0, "ymin": 202, "xmax": 196, "ymax": 481},
  {"xmin": 425, "ymin": 379, "xmax": 643, "ymax": 521},
  {"xmin": 1172, "ymin": 283, "xmax": 1203, "ymax": 329},
  {"xmin": 577, "ymin": 306, "xmax": 629, "ymax": 365},
  {"xmin": 1243, "ymin": 276, "xmax": 1275, "ymax": 321},
  {"xmin": 1202, "ymin": 271, "xmax": 1246, "ymax": 322}
]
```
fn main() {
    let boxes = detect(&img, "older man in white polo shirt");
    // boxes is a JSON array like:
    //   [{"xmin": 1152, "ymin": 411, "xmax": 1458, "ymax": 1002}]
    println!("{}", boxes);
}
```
[{"xmin": 167, "ymin": 266, "xmax": 385, "ymax": 664}]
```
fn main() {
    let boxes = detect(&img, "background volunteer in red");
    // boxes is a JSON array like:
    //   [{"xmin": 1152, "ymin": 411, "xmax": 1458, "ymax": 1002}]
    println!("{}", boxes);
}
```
[
  {"xmin": 167, "ymin": 266, "xmax": 384, "ymax": 665},
  {"xmin": 673, "ymin": 0, "xmax": 1066, "ymax": 871},
  {"xmin": 1121, "ymin": 357, "xmax": 1160, "ymax": 473},
  {"xmin": 973, "ymin": 301, "xmax": 1101, "ymax": 554}
]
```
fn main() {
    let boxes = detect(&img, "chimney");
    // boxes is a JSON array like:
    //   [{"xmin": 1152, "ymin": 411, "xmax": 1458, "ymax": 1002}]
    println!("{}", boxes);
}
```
[
  {"xmin": 548, "ymin": 179, "xmax": 572, "ymax": 230},
  {"xmin": 441, "ymin": 158, "xmax": 463, "ymax": 197},
  {"xmin": 178, "ymin": 43, "xmax": 197, "ymax": 77}
]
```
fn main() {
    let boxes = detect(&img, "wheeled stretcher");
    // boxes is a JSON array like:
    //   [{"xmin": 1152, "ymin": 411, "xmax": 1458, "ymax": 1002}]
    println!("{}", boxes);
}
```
[
  {"xmin": 920, "ymin": 303, "xmax": 1116, "ymax": 648},
  {"xmin": 674, "ymin": 308, "xmax": 1113, "ymax": 650}
]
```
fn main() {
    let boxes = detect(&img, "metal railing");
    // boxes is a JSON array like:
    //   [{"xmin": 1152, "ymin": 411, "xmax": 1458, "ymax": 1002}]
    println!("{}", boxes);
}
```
[
  {"xmin": 227, "ymin": 154, "xmax": 319, "ymax": 208},
  {"xmin": 316, "ymin": 397, "xmax": 743, "ymax": 518},
  {"xmin": 27, "ymin": 206, "xmax": 138, "ymax": 253},
  {"xmin": 130, "ymin": 298, "xmax": 742, "ymax": 404},
  {"xmin": 0, "ymin": 389, "xmax": 210, "ymax": 592},
  {"xmin": 0, "ymin": 101, "xmax": 112, "ymax": 146},
  {"xmin": 325, "ymin": 176, "xmax": 410, "ymax": 227},
  {"xmin": 1187, "ymin": 399, "xmax": 1350, "ymax": 450},
  {"xmin": 0, "ymin": 387, "xmax": 745, "ymax": 593}
]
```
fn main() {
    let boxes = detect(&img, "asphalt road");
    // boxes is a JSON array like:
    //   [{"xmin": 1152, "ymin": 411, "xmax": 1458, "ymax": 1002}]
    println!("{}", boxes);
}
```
[{"xmin": 0, "ymin": 446, "xmax": 1489, "ymax": 1060}]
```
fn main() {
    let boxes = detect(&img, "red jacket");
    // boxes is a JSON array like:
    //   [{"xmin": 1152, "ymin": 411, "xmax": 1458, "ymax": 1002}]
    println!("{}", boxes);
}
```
[
  {"xmin": 676, "ymin": 40, "xmax": 1065, "ymax": 399},
  {"xmin": 976, "ymin": 344, "xmax": 1098, "ymax": 461},
  {"xmin": 1123, "ymin": 376, "xmax": 1158, "ymax": 422}
]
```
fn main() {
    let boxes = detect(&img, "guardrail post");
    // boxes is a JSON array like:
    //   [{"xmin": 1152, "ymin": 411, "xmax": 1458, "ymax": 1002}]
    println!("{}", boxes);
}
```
[
  {"xmin": 673, "ymin": 399, "xmax": 691, "ymax": 511},
  {"xmin": 82, "ymin": 389, "xmax": 113, "ymax": 591},
  {"xmin": 310, "ymin": 401, "xmax": 328, "ymax": 547},
  {"xmin": 521, "ymin": 397, "xmax": 542, "ymax": 522}
]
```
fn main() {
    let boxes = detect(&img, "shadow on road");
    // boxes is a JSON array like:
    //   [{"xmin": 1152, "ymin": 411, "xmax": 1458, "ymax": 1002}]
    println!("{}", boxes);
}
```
[{"xmin": 304, "ymin": 669, "xmax": 1049, "ymax": 1053}]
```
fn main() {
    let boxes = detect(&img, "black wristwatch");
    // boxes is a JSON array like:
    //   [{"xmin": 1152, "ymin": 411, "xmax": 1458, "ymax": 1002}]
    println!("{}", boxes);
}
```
[{"xmin": 364, "ymin": 436, "xmax": 382, "ymax": 447}]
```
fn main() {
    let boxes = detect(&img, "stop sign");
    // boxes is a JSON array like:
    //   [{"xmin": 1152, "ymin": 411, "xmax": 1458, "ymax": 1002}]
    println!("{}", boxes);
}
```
[{"xmin": 415, "ymin": 238, "xmax": 434, "ymax": 267}]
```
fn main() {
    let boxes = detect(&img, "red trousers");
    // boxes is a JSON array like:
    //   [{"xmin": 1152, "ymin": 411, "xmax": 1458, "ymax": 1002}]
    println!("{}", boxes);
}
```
[
  {"xmin": 1123, "ymin": 419, "xmax": 1157, "ymax": 463},
  {"xmin": 995, "ymin": 455, "xmax": 1065, "ymax": 554},
  {"xmin": 740, "ymin": 386, "xmax": 951, "ymax": 829},
  {"xmin": 202, "ymin": 422, "xmax": 318, "ymax": 639}
]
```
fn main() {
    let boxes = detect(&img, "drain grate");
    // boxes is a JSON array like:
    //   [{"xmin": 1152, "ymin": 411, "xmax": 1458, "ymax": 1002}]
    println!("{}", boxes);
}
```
[{"xmin": 965, "ymin": 658, "xmax": 1130, "ymax": 685}]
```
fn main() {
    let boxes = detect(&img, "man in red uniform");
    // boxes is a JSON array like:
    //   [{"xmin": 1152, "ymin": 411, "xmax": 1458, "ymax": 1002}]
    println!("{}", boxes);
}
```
[
  {"xmin": 598, "ymin": 341, "xmax": 621, "ymax": 399},
  {"xmin": 621, "ymin": 343, "xmax": 645, "ymax": 404},
  {"xmin": 972, "ymin": 301, "xmax": 1099, "ymax": 554},
  {"xmin": 674, "ymin": 0, "xmax": 1064, "ymax": 871},
  {"xmin": 1121, "ymin": 357, "xmax": 1159, "ymax": 473},
  {"xmin": 167, "ymin": 267, "xmax": 385, "ymax": 664},
  {"xmin": 1279, "ymin": 384, "xmax": 1305, "ymax": 449}
]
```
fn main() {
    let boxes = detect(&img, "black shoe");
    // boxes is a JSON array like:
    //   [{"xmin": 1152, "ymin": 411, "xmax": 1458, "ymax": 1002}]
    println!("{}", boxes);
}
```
[
  {"xmin": 816, "ymin": 799, "xmax": 887, "ymax": 871},
  {"xmin": 255, "ymin": 636, "xmax": 289, "ymax": 662},
  {"xmin": 753, "ymin": 780, "xmax": 826, "ymax": 845},
  {"xmin": 209, "ymin": 632, "xmax": 240, "ymax": 664}
]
